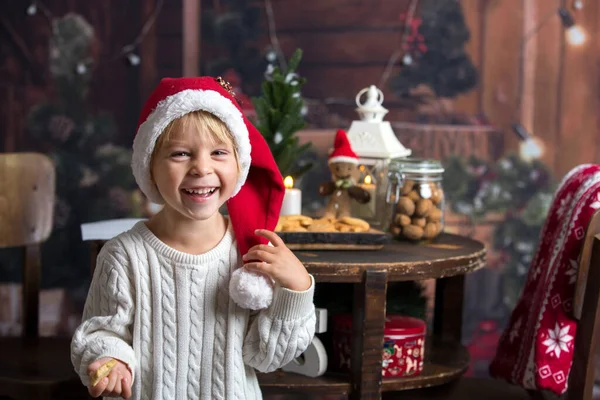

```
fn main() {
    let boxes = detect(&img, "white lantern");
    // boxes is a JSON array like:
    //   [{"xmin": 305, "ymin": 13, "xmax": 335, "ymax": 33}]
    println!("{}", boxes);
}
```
[{"xmin": 346, "ymin": 85, "xmax": 412, "ymax": 230}]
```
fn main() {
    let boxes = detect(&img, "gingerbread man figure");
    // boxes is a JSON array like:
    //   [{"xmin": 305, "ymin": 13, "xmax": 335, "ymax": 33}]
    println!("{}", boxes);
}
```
[{"xmin": 319, "ymin": 130, "xmax": 370, "ymax": 219}]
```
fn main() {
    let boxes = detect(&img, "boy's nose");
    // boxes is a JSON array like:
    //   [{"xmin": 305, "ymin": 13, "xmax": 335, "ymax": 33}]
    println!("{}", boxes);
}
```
[{"xmin": 190, "ymin": 156, "xmax": 212, "ymax": 176}]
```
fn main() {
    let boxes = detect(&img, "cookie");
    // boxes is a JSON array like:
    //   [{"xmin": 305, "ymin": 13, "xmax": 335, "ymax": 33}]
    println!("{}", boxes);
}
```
[
  {"xmin": 91, "ymin": 359, "xmax": 118, "ymax": 387},
  {"xmin": 338, "ymin": 216, "xmax": 370, "ymax": 231}
]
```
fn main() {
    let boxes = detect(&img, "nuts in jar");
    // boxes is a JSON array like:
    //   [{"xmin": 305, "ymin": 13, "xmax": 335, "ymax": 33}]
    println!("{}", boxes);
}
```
[{"xmin": 387, "ymin": 159, "xmax": 445, "ymax": 241}]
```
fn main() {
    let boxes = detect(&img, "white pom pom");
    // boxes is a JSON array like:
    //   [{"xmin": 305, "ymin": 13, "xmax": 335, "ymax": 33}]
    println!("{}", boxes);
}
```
[{"xmin": 229, "ymin": 268, "xmax": 273, "ymax": 310}]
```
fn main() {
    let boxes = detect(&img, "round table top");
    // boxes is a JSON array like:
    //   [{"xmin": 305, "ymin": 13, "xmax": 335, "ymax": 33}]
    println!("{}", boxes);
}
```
[{"xmin": 294, "ymin": 233, "xmax": 486, "ymax": 282}]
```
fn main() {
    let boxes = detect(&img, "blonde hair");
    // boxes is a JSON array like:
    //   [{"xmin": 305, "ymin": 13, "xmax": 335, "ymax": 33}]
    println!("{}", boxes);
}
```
[{"xmin": 152, "ymin": 110, "xmax": 239, "ymax": 168}]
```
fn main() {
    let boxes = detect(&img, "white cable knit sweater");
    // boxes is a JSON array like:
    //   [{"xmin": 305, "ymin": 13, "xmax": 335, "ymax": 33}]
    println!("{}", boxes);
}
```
[{"xmin": 71, "ymin": 221, "xmax": 316, "ymax": 400}]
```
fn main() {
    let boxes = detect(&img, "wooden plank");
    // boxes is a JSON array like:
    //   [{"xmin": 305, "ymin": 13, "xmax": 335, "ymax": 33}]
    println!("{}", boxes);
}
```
[
  {"xmin": 272, "ymin": 0, "xmax": 411, "ymax": 30},
  {"xmin": 433, "ymin": 275, "xmax": 465, "ymax": 343},
  {"xmin": 351, "ymin": 270, "xmax": 387, "ymax": 400},
  {"xmin": 182, "ymin": 0, "xmax": 200, "ymax": 76},
  {"xmin": 455, "ymin": 0, "xmax": 484, "ymax": 116},
  {"xmin": 157, "ymin": 1, "xmax": 183, "ymax": 36},
  {"xmin": 23, "ymin": 244, "xmax": 41, "ymax": 338},
  {"xmin": 568, "ymin": 235, "xmax": 600, "ymax": 399},
  {"xmin": 157, "ymin": 36, "xmax": 183, "ymax": 69},
  {"xmin": 278, "ymin": 31, "xmax": 402, "ymax": 65},
  {"xmin": 480, "ymin": 0, "xmax": 524, "ymax": 153},
  {"xmin": 393, "ymin": 122, "xmax": 504, "ymax": 161},
  {"xmin": 300, "ymin": 66, "xmax": 401, "ymax": 100},
  {"xmin": 555, "ymin": 0, "xmax": 599, "ymax": 176},
  {"xmin": 1, "ymin": 87, "xmax": 16, "ymax": 152},
  {"xmin": 530, "ymin": 0, "xmax": 563, "ymax": 170},
  {"xmin": 140, "ymin": 0, "xmax": 159, "ymax": 101}
]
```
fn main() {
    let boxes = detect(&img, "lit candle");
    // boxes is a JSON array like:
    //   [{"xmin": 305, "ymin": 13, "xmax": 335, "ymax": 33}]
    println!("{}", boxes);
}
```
[{"xmin": 280, "ymin": 176, "xmax": 302, "ymax": 216}]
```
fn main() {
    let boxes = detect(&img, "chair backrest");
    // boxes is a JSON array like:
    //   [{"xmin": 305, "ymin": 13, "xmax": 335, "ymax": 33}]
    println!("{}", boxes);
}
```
[
  {"xmin": 0, "ymin": 153, "xmax": 55, "ymax": 338},
  {"xmin": 568, "ymin": 209, "xmax": 600, "ymax": 399}
]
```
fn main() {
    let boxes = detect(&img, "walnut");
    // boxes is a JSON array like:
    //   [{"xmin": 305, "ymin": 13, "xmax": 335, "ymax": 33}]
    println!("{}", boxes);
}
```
[
  {"xmin": 396, "ymin": 196, "xmax": 415, "ymax": 216},
  {"xmin": 415, "ymin": 198, "xmax": 433, "ymax": 217}
]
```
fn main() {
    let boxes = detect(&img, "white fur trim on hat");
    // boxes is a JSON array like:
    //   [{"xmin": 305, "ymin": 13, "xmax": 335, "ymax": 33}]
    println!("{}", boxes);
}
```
[
  {"xmin": 132, "ymin": 89, "xmax": 251, "ymax": 204},
  {"xmin": 328, "ymin": 156, "xmax": 359, "ymax": 164}
]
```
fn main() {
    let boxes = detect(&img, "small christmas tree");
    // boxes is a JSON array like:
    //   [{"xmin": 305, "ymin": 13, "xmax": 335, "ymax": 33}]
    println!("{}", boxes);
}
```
[
  {"xmin": 391, "ymin": 0, "xmax": 478, "ymax": 122},
  {"xmin": 252, "ymin": 49, "xmax": 313, "ymax": 180}
]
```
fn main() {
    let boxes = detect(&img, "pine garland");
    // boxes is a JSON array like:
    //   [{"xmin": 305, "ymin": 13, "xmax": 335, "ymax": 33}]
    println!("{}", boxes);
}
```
[{"xmin": 444, "ymin": 153, "xmax": 555, "ymax": 310}]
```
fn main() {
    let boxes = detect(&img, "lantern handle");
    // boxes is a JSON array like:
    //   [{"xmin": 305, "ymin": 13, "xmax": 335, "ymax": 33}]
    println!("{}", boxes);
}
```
[{"xmin": 356, "ymin": 85, "xmax": 384, "ymax": 109}]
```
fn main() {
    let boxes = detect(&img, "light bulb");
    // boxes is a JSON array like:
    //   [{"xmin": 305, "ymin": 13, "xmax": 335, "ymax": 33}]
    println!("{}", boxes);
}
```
[
  {"xmin": 566, "ymin": 26, "xmax": 586, "ymax": 46},
  {"xmin": 76, "ymin": 62, "xmax": 87, "ymax": 75},
  {"xmin": 26, "ymin": 3, "xmax": 37, "ymax": 15},
  {"xmin": 519, "ymin": 137, "xmax": 545, "ymax": 161},
  {"xmin": 127, "ymin": 53, "xmax": 141, "ymax": 66}
]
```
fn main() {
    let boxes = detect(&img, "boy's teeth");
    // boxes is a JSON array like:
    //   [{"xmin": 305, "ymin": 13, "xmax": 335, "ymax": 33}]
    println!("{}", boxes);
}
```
[{"xmin": 185, "ymin": 188, "xmax": 215, "ymax": 195}]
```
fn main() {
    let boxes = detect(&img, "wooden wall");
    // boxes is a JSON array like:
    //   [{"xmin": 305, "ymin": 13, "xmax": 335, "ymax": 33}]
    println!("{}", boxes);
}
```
[
  {"xmin": 0, "ymin": 0, "xmax": 182, "ymax": 150},
  {"xmin": 271, "ymin": 0, "xmax": 600, "ymax": 177},
  {"xmin": 2, "ymin": 0, "xmax": 599, "ymax": 177}
]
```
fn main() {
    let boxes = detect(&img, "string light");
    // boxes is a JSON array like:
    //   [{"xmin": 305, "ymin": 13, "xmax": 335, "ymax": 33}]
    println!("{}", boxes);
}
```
[
  {"xmin": 24, "ymin": 0, "xmax": 163, "ymax": 68},
  {"xmin": 573, "ymin": 0, "xmax": 583, "ymax": 10},
  {"xmin": 513, "ymin": 4, "xmax": 586, "ymax": 159},
  {"xmin": 558, "ymin": 8, "xmax": 586, "ymax": 46}
]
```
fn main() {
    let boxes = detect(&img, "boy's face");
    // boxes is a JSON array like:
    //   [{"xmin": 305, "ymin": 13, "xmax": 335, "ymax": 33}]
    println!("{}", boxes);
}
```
[{"xmin": 151, "ymin": 125, "xmax": 239, "ymax": 222}]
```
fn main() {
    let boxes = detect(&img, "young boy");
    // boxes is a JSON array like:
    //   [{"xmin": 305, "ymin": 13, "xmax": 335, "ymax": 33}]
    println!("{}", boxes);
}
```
[{"xmin": 71, "ymin": 76, "xmax": 316, "ymax": 399}]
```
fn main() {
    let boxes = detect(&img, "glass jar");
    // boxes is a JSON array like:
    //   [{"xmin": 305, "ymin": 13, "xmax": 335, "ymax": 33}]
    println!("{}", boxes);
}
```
[{"xmin": 387, "ymin": 158, "xmax": 445, "ymax": 241}]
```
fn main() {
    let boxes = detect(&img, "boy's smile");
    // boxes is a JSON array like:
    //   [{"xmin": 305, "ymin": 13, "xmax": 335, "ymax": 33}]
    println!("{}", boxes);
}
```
[{"xmin": 181, "ymin": 186, "xmax": 218, "ymax": 202}]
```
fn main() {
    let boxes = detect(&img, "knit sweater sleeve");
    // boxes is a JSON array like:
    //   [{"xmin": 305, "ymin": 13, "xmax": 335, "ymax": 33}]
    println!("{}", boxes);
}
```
[
  {"xmin": 242, "ymin": 275, "xmax": 316, "ymax": 373},
  {"xmin": 70, "ymin": 240, "xmax": 137, "ymax": 386}
]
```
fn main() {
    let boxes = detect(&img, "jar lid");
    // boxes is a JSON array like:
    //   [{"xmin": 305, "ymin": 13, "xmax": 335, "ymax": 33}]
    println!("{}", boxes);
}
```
[
  {"xmin": 333, "ymin": 314, "xmax": 426, "ymax": 335},
  {"xmin": 384, "ymin": 315, "xmax": 427, "ymax": 335},
  {"xmin": 391, "ymin": 158, "xmax": 444, "ymax": 174}
]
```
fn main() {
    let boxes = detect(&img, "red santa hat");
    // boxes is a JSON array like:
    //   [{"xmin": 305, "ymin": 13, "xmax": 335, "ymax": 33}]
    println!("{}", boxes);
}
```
[
  {"xmin": 132, "ymin": 76, "xmax": 285, "ymax": 310},
  {"xmin": 329, "ymin": 129, "xmax": 359, "ymax": 164}
]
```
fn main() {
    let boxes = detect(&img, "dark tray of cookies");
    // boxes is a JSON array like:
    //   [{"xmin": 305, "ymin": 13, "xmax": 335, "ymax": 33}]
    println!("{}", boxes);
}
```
[{"xmin": 275, "ymin": 215, "xmax": 391, "ymax": 250}]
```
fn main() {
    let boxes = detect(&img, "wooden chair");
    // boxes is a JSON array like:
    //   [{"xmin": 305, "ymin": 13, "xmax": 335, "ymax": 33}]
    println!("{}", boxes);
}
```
[
  {"xmin": 0, "ymin": 153, "xmax": 88, "ymax": 400},
  {"xmin": 396, "ymin": 209, "xmax": 600, "ymax": 400}
]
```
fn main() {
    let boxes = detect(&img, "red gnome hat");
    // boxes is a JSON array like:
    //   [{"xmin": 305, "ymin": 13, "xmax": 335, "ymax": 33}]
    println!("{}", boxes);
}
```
[
  {"xmin": 329, "ymin": 129, "xmax": 359, "ymax": 164},
  {"xmin": 132, "ymin": 76, "xmax": 285, "ymax": 310}
]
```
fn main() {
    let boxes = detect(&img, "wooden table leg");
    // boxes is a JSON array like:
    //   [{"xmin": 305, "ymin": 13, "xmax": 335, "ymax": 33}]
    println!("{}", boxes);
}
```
[
  {"xmin": 433, "ymin": 275, "xmax": 465, "ymax": 343},
  {"xmin": 351, "ymin": 270, "xmax": 388, "ymax": 400}
]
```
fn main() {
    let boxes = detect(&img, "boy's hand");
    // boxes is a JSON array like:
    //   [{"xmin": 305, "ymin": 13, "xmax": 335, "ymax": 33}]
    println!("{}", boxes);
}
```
[
  {"xmin": 88, "ymin": 357, "xmax": 132, "ymax": 399},
  {"xmin": 243, "ymin": 229, "xmax": 312, "ymax": 292}
]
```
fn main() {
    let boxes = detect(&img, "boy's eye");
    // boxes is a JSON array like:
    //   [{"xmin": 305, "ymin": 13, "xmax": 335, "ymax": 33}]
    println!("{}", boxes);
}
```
[
  {"xmin": 170, "ymin": 151, "xmax": 190, "ymax": 157},
  {"xmin": 212, "ymin": 150, "xmax": 228, "ymax": 156}
]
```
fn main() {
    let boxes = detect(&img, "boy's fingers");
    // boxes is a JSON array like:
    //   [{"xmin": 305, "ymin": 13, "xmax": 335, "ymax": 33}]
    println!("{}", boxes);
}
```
[
  {"xmin": 89, "ymin": 377, "xmax": 108, "ymax": 397},
  {"xmin": 87, "ymin": 357, "xmax": 112, "ymax": 376},
  {"xmin": 243, "ymin": 249, "xmax": 276, "ymax": 264},
  {"xmin": 247, "ymin": 244, "xmax": 276, "ymax": 254},
  {"xmin": 244, "ymin": 261, "xmax": 273, "ymax": 275},
  {"xmin": 105, "ymin": 369, "xmax": 119, "ymax": 395},
  {"xmin": 254, "ymin": 229, "xmax": 285, "ymax": 247},
  {"xmin": 122, "ymin": 375, "xmax": 132, "ymax": 399},
  {"xmin": 112, "ymin": 371, "xmax": 122, "ymax": 397}
]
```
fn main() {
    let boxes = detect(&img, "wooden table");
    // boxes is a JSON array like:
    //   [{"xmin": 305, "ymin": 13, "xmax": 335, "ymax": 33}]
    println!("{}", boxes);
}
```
[
  {"xmin": 89, "ymin": 232, "xmax": 485, "ymax": 400},
  {"xmin": 257, "ymin": 232, "xmax": 486, "ymax": 400}
]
